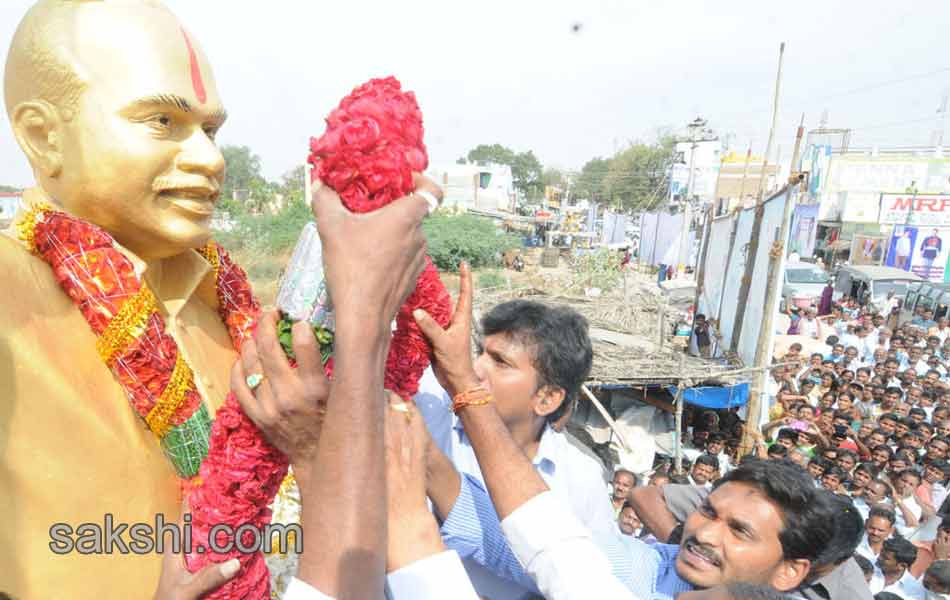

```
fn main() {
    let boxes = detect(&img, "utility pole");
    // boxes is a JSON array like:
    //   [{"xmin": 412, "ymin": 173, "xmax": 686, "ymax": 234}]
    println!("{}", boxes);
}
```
[
  {"xmin": 679, "ymin": 117, "xmax": 707, "ymax": 274},
  {"xmin": 737, "ymin": 146, "xmax": 752, "ymax": 207},
  {"xmin": 741, "ymin": 114, "xmax": 805, "ymax": 453},
  {"xmin": 731, "ymin": 42, "xmax": 786, "ymax": 353},
  {"xmin": 691, "ymin": 204, "xmax": 715, "ymax": 324}
]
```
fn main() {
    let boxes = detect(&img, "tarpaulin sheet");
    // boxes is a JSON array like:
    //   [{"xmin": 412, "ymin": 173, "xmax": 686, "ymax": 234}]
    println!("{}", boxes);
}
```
[{"xmin": 668, "ymin": 383, "xmax": 750, "ymax": 410}]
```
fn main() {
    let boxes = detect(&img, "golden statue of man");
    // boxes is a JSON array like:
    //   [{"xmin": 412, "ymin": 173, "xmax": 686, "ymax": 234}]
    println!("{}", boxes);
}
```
[{"xmin": 2, "ymin": 1, "xmax": 241, "ymax": 596}]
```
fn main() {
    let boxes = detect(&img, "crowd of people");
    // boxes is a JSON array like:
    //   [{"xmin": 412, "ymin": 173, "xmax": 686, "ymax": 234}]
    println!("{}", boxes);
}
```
[{"xmin": 617, "ymin": 294, "xmax": 950, "ymax": 599}]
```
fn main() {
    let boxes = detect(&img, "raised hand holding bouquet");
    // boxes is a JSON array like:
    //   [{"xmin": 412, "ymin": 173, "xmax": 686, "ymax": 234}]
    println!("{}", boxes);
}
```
[{"xmin": 184, "ymin": 76, "xmax": 451, "ymax": 599}]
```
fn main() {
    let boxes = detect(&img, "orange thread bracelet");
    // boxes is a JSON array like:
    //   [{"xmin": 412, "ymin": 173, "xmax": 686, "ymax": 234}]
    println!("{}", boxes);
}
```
[{"xmin": 452, "ymin": 385, "xmax": 494, "ymax": 414}]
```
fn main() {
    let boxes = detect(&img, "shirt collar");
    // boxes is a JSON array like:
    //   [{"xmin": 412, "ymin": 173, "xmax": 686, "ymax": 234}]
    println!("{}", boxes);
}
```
[
  {"xmin": 10, "ymin": 187, "xmax": 218, "ymax": 320},
  {"xmin": 453, "ymin": 417, "xmax": 558, "ymax": 475}
]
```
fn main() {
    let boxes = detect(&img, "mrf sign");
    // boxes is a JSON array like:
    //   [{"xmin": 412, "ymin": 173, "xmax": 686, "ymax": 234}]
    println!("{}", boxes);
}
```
[{"xmin": 879, "ymin": 193, "xmax": 950, "ymax": 227}]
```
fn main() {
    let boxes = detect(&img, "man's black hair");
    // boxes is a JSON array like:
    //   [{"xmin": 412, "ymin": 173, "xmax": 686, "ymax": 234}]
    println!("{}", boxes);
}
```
[
  {"xmin": 708, "ymin": 432, "xmax": 727, "ymax": 444},
  {"xmin": 813, "ymin": 491, "xmax": 863, "ymax": 569},
  {"xmin": 777, "ymin": 428, "xmax": 799, "ymax": 442},
  {"xmin": 882, "ymin": 536, "xmax": 918, "ymax": 568},
  {"xmin": 927, "ymin": 560, "xmax": 950, "ymax": 588},
  {"xmin": 910, "ymin": 407, "xmax": 927, "ymax": 418},
  {"xmin": 836, "ymin": 448, "xmax": 857, "ymax": 462},
  {"xmin": 695, "ymin": 453, "xmax": 720, "ymax": 470},
  {"xmin": 852, "ymin": 553, "xmax": 874, "ymax": 577},
  {"xmin": 714, "ymin": 459, "xmax": 835, "ymax": 562},
  {"xmin": 481, "ymin": 300, "xmax": 593, "ymax": 423},
  {"xmin": 822, "ymin": 465, "xmax": 845, "ymax": 482},
  {"xmin": 768, "ymin": 444, "xmax": 788, "ymax": 458},
  {"xmin": 871, "ymin": 444, "xmax": 894, "ymax": 459},
  {"xmin": 874, "ymin": 592, "xmax": 903, "ymax": 600},
  {"xmin": 724, "ymin": 581, "xmax": 793, "ymax": 599},
  {"xmin": 868, "ymin": 505, "xmax": 897, "ymax": 526},
  {"xmin": 897, "ymin": 468, "xmax": 922, "ymax": 484},
  {"xmin": 854, "ymin": 462, "xmax": 880, "ymax": 479}
]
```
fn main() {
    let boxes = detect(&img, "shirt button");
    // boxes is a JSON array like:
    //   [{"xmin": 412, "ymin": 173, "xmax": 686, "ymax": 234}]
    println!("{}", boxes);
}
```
[{"xmin": 201, "ymin": 376, "xmax": 214, "ymax": 390}]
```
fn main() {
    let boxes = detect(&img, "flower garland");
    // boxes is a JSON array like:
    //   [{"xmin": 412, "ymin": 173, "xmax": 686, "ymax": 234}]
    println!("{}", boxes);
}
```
[
  {"xmin": 309, "ymin": 76, "xmax": 453, "ymax": 399},
  {"xmin": 17, "ymin": 205, "xmax": 285, "ymax": 598}
]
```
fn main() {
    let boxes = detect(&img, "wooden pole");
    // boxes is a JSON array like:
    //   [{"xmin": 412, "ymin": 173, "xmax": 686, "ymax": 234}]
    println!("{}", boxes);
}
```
[
  {"xmin": 691, "ymin": 205, "xmax": 715, "ymax": 325},
  {"xmin": 737, "ymin": 147, "xmax": 752, "ymax": 207},
  {"xmin": 658, "ymin": 304, "xmax": 666, "ymax": 348},
  {"xmin": 580, "ymin": 385, "xmax": 632, "ymax": 453},
  {"xmin": 674, "ymin": 353, "xmax": 687, "ymax": 474},
  {"xmin": 731, "ymin": 42, "xmax": 786, "ymax": 352},
  {"xmin": 741, "ymin": 118, "xmax": 804, "ymax": 454}
]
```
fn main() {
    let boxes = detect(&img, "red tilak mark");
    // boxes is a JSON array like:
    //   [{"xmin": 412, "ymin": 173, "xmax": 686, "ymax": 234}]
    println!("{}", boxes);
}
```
[{"xmin": 180, "ymin": 28, "xmax": 207, "ymax": 104}]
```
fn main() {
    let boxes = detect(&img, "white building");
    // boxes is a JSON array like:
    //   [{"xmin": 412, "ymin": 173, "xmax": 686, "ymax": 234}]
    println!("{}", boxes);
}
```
[
  {"xmin": 0, "ymin": 191, "xmax": 22, "ymax": 227},
  {"xmin": 426, "ymin": 163, "xmax": 516, "ymax": 212},
  {"xmin": 669, "ymin": 139, "xmax": 723, "ymax": 207}
]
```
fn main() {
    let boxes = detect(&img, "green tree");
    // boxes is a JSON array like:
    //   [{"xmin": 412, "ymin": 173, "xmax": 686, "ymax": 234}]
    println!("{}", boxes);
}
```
[
  {"xmin": 575, "ymin": 157, "xmax": 610, "ymax": 202},
  {"xmin": 602, "ymin": 137, "xmax": 674, "ymax": 212},
  {"xmin": 0, "ymin": 185, "xmax": 20, "ymax": 193},
  {"xmin": 541, "ymin": 167, "xmax": 566, "ymax": 188},
  {"xmin": 464, "ymin": 144, "xmax": 543, "ymax": 198},
  {"xmin": 220, "ymin": 145, "xmax": 270, "ymax": 214},
  {"xmin": 422, "ymin": 212, "xmax": 520, "ymax": 271}
]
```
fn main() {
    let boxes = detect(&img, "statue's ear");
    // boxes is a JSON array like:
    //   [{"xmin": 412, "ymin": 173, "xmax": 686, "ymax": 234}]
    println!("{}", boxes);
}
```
[{"xmin": 11, "ymin": 100, "xmax": 64, "ymax": 178}]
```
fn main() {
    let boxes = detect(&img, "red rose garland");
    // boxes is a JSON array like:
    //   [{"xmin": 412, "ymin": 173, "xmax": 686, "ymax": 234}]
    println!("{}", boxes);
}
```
[{"xmin": 309, "ymin": 76, "xmax": 452, "ymax": 399}]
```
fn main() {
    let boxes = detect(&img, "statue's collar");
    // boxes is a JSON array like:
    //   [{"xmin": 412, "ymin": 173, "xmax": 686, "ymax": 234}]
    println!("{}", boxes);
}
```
[{"xmin": 10, "ymin": 187, "xmax": 219, "ymax": 319}]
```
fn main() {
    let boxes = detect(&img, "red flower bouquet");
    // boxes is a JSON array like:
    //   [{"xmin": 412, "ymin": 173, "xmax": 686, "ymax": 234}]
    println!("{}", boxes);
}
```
[{"xmin": 309, "ymin": 76, "xmax": 452, "ymax": 399}]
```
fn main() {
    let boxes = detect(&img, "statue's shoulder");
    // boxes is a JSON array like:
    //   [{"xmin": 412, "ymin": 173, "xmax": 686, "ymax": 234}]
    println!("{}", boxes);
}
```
[{"xmin": 0, "ymin": 232, "xmax": 60, "ymax": 304}]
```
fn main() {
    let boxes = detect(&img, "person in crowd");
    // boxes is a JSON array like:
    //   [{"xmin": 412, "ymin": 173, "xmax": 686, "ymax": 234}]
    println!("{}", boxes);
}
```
[
  {"xmin": 611, "ymin": 469, "xmax": 638, "ymax": 517},
  {"xmin": 630, "ymin": 469, "xmax": 871, "ymax": 600},
  {"xmin": 415, "ymin": 292, "xmax": 614, "ymax": 598},
  {"xmin": 853, "ymin": 554, "xmax": 876, "ymax": 586},
  {"xmin": 870, "ymin": 537, "xmax": 926, "ymax": 599},
  {"xmin": 922, "ymin": 560, "xmax": 950, "ymax": 598},
  {"xmin": 856, "ymin": 507, "xmax": 897, "ymax": 564},
  {"xmin": 690, "ymin": 454, "xmax": 721, "ymax": 488},
  {"xmin": 618, "ymin": 502, "xmax": 644, "ymax": 537}
]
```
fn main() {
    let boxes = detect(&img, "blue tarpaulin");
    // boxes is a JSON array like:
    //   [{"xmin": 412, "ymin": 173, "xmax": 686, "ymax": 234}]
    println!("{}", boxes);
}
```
[{"xmin": 667, "ymin": 383, "xmax": 749, "ymax": 410}]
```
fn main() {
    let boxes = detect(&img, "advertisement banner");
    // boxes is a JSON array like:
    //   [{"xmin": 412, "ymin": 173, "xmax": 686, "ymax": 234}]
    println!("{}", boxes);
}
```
[
  {"xmin": 850, "ymin": 235, "xmax": 887, "ymax": 266},
  {"xmin": 880, "ymin": 194, "xmax": 950, "ymax": 227},
  {"xmin": 885, "ymin": 224, "xmax": 950, "ymax": 281},
  {"xmin": 789, "ymin": 204, "xmax": 819, "ymax": 258}
]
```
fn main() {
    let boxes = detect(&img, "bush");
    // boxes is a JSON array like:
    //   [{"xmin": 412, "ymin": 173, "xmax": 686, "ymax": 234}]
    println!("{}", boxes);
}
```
[
  {"xmin": 215, "ymin": 193, "xmax": 312, "ymax": 256},
  {"xmin": 422, "ymin": 213, "xmax": 521, "ymax": 272},
  {"xmin": 570, "ymin": 247, "xmax": 623, "ymax": 293},
  {"xmin": 477, "ymin": 270, "xmax": 508, "ymax": 289}
]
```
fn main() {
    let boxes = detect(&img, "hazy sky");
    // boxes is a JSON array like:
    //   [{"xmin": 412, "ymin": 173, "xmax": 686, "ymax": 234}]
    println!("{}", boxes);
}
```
[{"xmin": 2, "ymin": 0, "xmax": 950, "ymax": 186}]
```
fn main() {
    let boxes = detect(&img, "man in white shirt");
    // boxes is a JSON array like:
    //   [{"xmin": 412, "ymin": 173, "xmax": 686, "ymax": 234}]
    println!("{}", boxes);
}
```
[
  {"xmin": 855, "ymin": 506, "xmax": 897, "ymax": 564},
  {"xmin": 870, "ymin": 537, "xmax": 926, "ymax": 599},
  {"xmin": 801, "ymin": 308, "xmax": 823, "ymax": 339}
]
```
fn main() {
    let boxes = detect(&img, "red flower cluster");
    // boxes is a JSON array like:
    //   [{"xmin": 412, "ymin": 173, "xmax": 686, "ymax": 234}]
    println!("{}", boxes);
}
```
[
  {"xmin": 309, "ymin": 76, "xmax": 428, "ymax": 212},
  {"xmin": 33, "ymin": 213, "xmax": 199, "ymax": 424},
  {"xmin": 309, "ymin": 76, "xmax": 452, "ymax": 399},
  {"xmin": 185, "ymin": 394, "xmax": 287, "ymax": 600}
]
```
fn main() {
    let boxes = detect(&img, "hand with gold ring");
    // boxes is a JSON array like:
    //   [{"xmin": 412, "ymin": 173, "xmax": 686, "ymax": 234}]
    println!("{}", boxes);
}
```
[
  {"xmin": 383, "ymin": 392, "xmax": 444, "ymax": 571},
  {"xmin": 231, "ymin": 309, "xmax": 329, "ymax": 466}
]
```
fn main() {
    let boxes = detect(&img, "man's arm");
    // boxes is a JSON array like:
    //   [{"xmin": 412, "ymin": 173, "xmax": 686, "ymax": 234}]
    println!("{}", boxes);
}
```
[
  {"xmin": 414, "ymin": 265, "xmax": 637, "ymax": 600},
  {"xmin": 628, "ymin": 486, "xmax": 677, "ymax": 543},
  {"xmin": 232, "ymin": 179, "xmax": 437, "ymax": 598}
]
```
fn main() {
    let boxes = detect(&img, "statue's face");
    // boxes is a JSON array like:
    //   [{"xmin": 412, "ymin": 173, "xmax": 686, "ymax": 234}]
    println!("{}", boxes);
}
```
[{"xmin": 53, "ymin": 6, "xmax": 226, "ymax": 259}]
